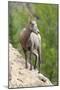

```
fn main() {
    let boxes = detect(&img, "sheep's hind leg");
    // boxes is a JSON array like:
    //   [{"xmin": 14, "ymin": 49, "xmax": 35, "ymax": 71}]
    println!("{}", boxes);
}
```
[
  {"xmin": 34, "ymin": 55, "xmax": 37, "ymax": 70},
  {"xmin": 38, "ymin": 48, "xmax": 40, "ymax": 73},
  {"xmin": 29, "ymin": 50, "xmax": 32, "ymax": 70}
]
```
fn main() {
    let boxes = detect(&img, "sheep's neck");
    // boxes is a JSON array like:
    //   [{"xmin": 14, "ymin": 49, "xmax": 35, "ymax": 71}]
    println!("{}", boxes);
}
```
[
  {"xmin": 25, "ymin": 28, "xmax": 31, "ymax": 42},
  {"xmin": 22, "ymin": 28, "xmax": 31, "ymax": 49}
]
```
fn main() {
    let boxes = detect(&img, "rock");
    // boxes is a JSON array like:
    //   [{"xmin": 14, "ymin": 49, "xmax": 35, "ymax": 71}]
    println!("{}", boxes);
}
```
[{"xmin": 9, "ymin": 43, "xmax": 53, "ymax": 88}]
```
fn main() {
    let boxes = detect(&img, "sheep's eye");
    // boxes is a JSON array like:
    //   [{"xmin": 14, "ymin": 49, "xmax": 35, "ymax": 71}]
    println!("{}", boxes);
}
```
[{"xmin": 31, "ymin": 23, "xmax": 34, "ymax": 27}]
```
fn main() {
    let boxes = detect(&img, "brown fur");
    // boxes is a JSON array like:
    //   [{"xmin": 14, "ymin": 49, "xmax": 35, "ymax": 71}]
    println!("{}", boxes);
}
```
[{"xmin": 20, "ymin": 27, "xmax": 32, "ymax": 49}]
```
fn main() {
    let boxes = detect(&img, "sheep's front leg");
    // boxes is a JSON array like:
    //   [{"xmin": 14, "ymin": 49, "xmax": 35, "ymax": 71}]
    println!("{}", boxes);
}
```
[
  {"xmin": 32, "ymin": 51, "xmax": 38, "ymax": 70},
  {"xmin": 23, "ymin": 49, "xmax": 28, "ymax": 68}
]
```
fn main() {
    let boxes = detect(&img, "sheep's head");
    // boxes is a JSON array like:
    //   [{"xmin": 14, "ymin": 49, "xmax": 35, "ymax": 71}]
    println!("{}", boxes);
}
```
[{"xmin": 29, "ymin": 20, "xmax": 39, "ymax": 34}]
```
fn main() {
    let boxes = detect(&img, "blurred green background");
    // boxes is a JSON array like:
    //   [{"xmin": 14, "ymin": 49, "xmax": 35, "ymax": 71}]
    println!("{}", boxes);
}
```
[{"xmin": 8, "ymin": 2, "xmax": 58, "ymax": 85}]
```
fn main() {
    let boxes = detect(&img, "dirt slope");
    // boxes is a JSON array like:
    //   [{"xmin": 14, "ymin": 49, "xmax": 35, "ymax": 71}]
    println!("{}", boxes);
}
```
[{"xmin": 9, "ymin": 44, "xmax": 52, "ymax": 88}]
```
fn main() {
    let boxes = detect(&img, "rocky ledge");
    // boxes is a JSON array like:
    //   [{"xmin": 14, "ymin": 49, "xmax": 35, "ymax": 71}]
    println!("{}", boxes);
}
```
[{"xmin": 9, "ymin": 44, "xmax": 53, "ymax": 88}]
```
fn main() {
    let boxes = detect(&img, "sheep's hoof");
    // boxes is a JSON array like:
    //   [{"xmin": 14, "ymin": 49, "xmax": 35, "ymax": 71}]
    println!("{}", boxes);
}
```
[{"xmin": 30, "ymin": 67, "xmax": 32, "ymax": 70}]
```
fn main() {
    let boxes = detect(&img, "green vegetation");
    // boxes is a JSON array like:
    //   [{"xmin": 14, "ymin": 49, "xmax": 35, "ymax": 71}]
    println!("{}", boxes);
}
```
[{"xmin": 8, "ymin": 2, "xmax": 58, "ymax": 85}]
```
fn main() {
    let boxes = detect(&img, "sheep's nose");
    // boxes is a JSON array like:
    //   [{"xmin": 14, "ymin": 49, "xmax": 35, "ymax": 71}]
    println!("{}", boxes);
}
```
[
  {"xmin": 37, "ymin": 29, "xmax": 39, "ymax": 33},
  {"xmin": 38, "ymin": 31, "xmax": 39, "ymax": 33},
  {"xmin": 36, "ymin": 31, "xmax": 39, "ymax": 34}
]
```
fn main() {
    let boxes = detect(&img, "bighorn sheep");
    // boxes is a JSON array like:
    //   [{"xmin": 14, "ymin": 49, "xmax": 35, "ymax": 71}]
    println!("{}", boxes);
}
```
[{"xmin": 20, "ymin": 20, "xmax": 41, "ymax": 73}]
